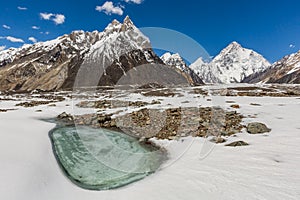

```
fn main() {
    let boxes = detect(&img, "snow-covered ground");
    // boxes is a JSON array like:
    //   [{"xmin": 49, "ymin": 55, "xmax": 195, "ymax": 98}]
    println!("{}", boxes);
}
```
[{"xmin": 0, "ymin": 91, "xmax": 300, "ymax": 199}]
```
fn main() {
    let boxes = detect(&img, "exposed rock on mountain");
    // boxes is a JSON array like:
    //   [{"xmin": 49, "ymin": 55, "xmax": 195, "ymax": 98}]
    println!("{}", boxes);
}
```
[
  {"xmin": 0, "ymin": 16, "xmax": 197, "ymax": 92},
  {"xmin": 242, "ymin": 50, "xmax": 300, "ymax": 84},
  {"xmin": 190, "ymin": 42, "xmax": 271, "ymax": 84},
  {"xmin": 0, "ymin": 30, "xmax": 101, "ymax": 91}
]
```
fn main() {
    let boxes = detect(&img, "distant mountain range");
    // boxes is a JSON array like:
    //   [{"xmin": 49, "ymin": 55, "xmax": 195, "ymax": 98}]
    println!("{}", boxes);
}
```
[
  {"xmin": 162, "ymin": 42, "xmax": 300, "ymax": 84},
  {"xmin": 0, "ymin": 16, "xmax": 299, "ymax": 92},
  {"xmin": 242, "ymin": 50, "xmax": 300, "ymax": 84},
  {"xmin": 0, "ymin": 16, "xmax": 201, "ymax": 92}
]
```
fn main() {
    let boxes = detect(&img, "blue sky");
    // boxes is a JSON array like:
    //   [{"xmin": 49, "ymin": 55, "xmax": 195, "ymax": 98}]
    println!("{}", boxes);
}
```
[{"xmin": 0, "ymin": 0, "xmax": 300, "ymax": 63}]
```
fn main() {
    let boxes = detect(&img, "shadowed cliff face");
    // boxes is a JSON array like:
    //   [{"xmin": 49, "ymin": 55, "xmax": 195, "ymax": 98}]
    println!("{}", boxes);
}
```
[{"xmin": 0, "ymin": 16, "xmax": 203, "ymax": 92}]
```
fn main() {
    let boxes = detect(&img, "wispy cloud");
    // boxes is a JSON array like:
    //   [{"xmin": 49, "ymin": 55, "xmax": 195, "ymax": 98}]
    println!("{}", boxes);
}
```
[
  {"xmin": 2, "ymin": 25, "xmax": 11, "ymax": 29},
  {"xmin": 32, "ymin": 26, "xmax": 40, "ymax": 30},
  {"xmin": 40, "ymin": 13, "xmax": 65, "ymax": 25},
  {"xmin": 289, "ymin": 44, "xmax": 295, "ymax": 48},
  {"xmin": 40, "ymin": 13, "xmax": 54, "ymax": 20},
  {"xmin": 96, "ymin": 1, "xmax": 124, "ymax": 16},
  {"xmin": 0, "ymin": 36, "xmax": 24, "ymax": 43},
  {"xmin": 125, "ymin": 0, "xmax": 143, "ymax": 4},
  {"xmin": 28, "ymin": 37, "xmax": 37, "ymax": 43},
  {"xmin": 0, "ymin": 46, "xmax": 6, "ymax": 51},
  {"xmin": 17, "ymin": 6, "xmax": 27, "ymax": 10}
]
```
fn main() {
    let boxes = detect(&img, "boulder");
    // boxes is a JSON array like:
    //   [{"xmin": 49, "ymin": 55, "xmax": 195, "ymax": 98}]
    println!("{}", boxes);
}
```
[
  {"xmin": 57, "ymin": 112, "xmax": 74, "ymax": 122},
  {"xmin": 225, "ymin": 141, "xmax": 249, "ymax": 147},
  {"xmin": 247, "ymin": 122, "xmax": 271, "ymax": 134}
]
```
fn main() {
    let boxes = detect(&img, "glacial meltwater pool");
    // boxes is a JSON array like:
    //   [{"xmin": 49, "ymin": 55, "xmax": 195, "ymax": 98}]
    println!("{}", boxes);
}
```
[{"xmin": 49, "ymin": 126, "xmax": 166, "ymax": 190}]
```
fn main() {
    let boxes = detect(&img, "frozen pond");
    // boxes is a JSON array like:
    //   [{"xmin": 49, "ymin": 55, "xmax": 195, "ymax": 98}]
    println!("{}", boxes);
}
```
[{"xmin": 49, "ymin": 125, "xmax": 166, "ymax": 190}]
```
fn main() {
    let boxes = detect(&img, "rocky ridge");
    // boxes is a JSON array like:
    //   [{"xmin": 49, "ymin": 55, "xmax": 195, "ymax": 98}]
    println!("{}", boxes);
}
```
[{"xmin": 242, "ymin": 50, "xmax": 300, "ymax": 84}]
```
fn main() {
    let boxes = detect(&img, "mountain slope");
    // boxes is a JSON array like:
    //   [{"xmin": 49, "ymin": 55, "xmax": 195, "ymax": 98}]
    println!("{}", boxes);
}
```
[
  {"xmin": 190, "ymin": 42, "xmax": 271, "ymax": 84},
  {"xmin": 0, "ymin": 16, "xmax": 197, "ymax": 92},
  {"xmin": 160, "ymin": 53, "xmax": 204, "ymax": 85},
  {"xmin": 242, "ymin": 50, "xmax": 300, "ymax": 84},
  {"xmin": 0, "ymin": 30, "xmax": 101, "ymax": 91}
]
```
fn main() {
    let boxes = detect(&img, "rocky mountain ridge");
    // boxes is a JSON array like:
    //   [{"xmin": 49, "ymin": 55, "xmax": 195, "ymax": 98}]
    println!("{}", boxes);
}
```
[
  {"xmin": 242, "ymin": 50, "xmax": 300, "ymax": 84},
  {"xmin": 0, "ymin": 16, "xmax": 200, "ymax": 92}
]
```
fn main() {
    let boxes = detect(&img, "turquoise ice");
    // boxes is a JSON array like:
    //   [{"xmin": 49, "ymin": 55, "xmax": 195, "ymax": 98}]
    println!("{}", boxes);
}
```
[{"xmin": 50, "ymin": 126, "xmax": 165, "ymax": 190}]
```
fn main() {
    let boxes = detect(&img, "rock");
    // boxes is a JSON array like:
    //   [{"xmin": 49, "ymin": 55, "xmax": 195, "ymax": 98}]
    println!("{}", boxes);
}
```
[
  {"xmin": 250, "ymin": 103, "xmax": 261, "ymax": 106},
  {"xmin": 230, "ymin": 104, "xmax": 240, "ymax": 109},
  {"xmin": 247, "ymin": 122, "xmax": 271, "ymax": 134},
  {"xmin": 151, "ymin": 100, "xmax": 161, "ymax": 105},
  {"xmin": 142, "ymin": 89, "xmax": 176, "ymax": 97},
  {"xmin": 226, "ymin": 101, "xmax": 236, "ymax": 103},
  {"xmin": 138, "ymin": 83, "xmax": 165, "ymax": 89},
  {"xmin": 225, "ymin": 141, "xmax": 249, "ymax": 147},
  {"xmin": 57, "ymin": 112, "xmax": 74, "ymax": 122},
  {"xmin": 16, "ymin": 100, "xmax": 56, "ymax": 107},
  {"xmin": 210, "ymin": 136, "xmax": 226, "ymax": 144}
]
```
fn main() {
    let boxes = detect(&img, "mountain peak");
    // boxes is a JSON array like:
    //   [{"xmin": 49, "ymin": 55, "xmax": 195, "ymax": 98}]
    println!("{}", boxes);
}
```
[
  {"xmin": 222, "ymin": 41, "xmax": 243, "ymax": 53},
  {"xmin": 123, "ymin": 15, "xmax": 133, "ymax": 25},
  {"xmin": 121, "ymin": 15, "xmax": 135, "ymax": 31},
  {"xmin": 161, "ymin": 53, "xmax": 185, "ymax": 64},
  {"xmin": 112, "ymin": 19, "xmax": 121, "ymax": 26},
  {"xmin": 104, "ymin": 16, "xmax": 136, "ymax": 34},
  {"xmin": 191, "ymin": 41, "xmax": 271, "ymax": 84},
  {"xmin": 160, "ymin": 52, "xmax": 172, "ymax": 61},
  {"xmin": 230, "ymin": 41, "xmax": 241, "ymax": 46},
  {"xmin": 104, "ymin": 19, "xmax": 122, "ymax": 33}
]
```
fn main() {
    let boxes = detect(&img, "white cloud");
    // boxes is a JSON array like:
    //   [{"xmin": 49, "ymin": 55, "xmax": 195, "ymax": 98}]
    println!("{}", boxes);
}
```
[
  {"xmin": 5, "ymin": 36, "xmax": 24, "ymax": 43},
  {"xmin": 2, "ymin": 25, "xmax": 11, "ymax": 29},
  {"xmin": 40, "ymin": 13, "xmax": 54, "ymax": 20},
  {"xmin": 53, "ymin": 14, "xmax": 65, "ymax": 25},
  {"xmin": 40, "ymin": 13, "xmax": 65, "ymax": 25},
  {"xmin": 96, "ymin": 1, "xmax": 124, "ymax": 16},
  {"xmin": 17, "ymin": 6, "xmax": 27, "ymax": 10},
  {"xmin": 28, "ymin": 37, "xmax": 37, "ymax": 43},
  {"xmin": 125, "ymin": 0, "xmax": 143, "ymax": 4},
  {"xmin": 0, "ymin": 46, "xmax": 6, "ymax": 51},
  {"xmin": 32, "ymin": 26, "xmax": 40, "ymax": 30},
  {"xmin": 289, "ymin": 44, "xmax": 295, "ymax": 48}
]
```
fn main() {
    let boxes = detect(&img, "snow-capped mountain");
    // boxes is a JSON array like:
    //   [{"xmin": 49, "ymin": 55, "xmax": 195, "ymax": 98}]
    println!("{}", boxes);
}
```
[
  {"xmin": 0, "ymin": 30, "xmax": 101, "ymax": 91},
  {"xmin": 160, "ymin": 52, "xmax": 204, "ymax": 85},
  {"xmin": 190, "ymin": 42, "xmax": 271, "ymax": 84},
  {"xmin": 242, "ymin": 50, "xmax": 300, "ymax": 84},
  {"xmin": 0, "ymin": 16, "xmax": 198, "ymax": 92}
]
